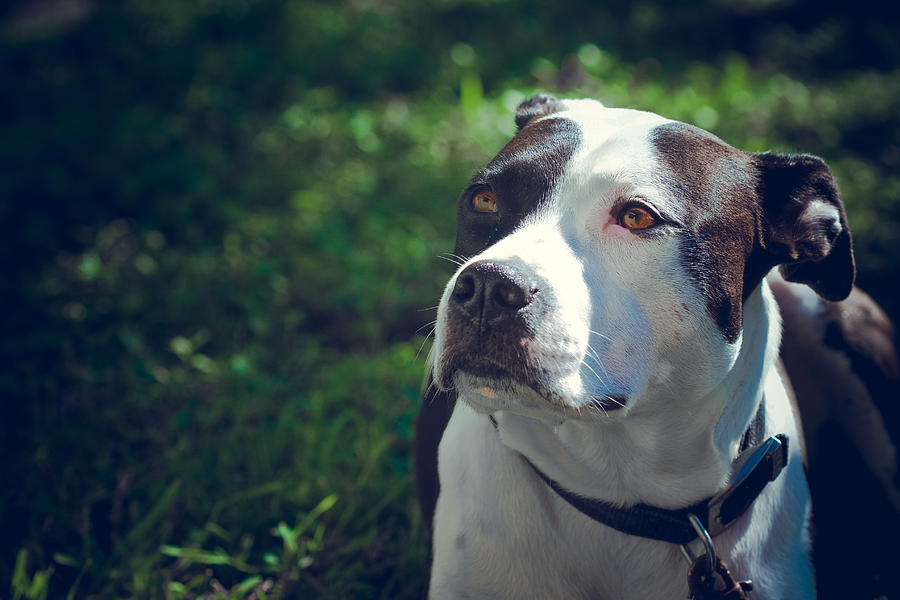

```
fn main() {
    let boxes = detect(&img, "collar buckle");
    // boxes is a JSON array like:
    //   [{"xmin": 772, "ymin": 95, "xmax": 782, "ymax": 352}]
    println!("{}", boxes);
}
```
[{"xmin": 705, "ymin": 435, "xmax": 789, "ymax": 538}]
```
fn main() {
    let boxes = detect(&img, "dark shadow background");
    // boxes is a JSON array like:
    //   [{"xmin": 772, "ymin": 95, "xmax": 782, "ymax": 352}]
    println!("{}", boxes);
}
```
[{"xmin": 1, "ymin": 0, "xmax": 898, "ymax": 597}]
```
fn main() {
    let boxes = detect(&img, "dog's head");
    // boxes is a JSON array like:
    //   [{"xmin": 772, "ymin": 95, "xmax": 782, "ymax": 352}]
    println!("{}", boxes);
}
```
[{"xmin": 432, "ymin": 95, "xmax": 854, "ymax": 423}]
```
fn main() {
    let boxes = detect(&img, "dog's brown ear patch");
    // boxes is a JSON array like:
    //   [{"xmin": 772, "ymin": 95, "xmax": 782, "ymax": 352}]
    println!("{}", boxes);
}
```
[
  {"xmin": 515, "ymin": 94, "xmax": 565, "ymax": 130},
  {"xmin": 755, "ymin": 153, "xmax": 855, "ymax": 301}
]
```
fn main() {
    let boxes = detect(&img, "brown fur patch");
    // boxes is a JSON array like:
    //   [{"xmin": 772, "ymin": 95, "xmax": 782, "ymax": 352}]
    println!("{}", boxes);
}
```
[{"xmin": 651, "ymin": 122, "xmax": 759, "ymax": 342}]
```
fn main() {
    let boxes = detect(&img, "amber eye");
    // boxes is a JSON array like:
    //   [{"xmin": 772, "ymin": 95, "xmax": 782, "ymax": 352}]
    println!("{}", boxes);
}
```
[
  {"xmin": 471, "ymin": 189, "xmax": 498, "ymax": 213},
  {"xmin": 620, "ymin": 205, "xmax": 658, "ymax": 230}
]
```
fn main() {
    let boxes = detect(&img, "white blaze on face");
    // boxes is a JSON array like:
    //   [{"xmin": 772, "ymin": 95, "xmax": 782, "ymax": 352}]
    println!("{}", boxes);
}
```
[
  {"xmin": 542, "ymin": 101, "xmax": 740, "ymax": 408},
  {"xmin": 463, "ymin": 216, "xmax": 593, "ymax": 397}
]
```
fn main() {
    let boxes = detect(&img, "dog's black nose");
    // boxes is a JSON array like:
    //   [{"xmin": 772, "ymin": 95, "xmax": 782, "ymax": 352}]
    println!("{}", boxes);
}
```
[{"xmin": 451, "ymin": 260, "xmax": 535, "ymax": 323}]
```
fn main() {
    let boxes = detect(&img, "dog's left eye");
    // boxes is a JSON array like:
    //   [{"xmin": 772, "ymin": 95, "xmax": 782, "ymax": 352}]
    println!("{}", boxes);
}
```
[
  {"xmin": 619, "ymin": 205, "xmax": 658, "ymax": 230},
  {"xmin": 471, "ymin": 189, "xmax": 499, "ymax": 213}
]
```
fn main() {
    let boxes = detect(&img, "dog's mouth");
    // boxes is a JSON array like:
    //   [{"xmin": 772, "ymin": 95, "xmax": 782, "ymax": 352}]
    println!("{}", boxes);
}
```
[
  {"xmin": 437, "ymin": 352, "xmax": 532, "ymax": 392},
  {"xmin": 438, "ymin": 351, "xmax": 628, "ymax": 418}
]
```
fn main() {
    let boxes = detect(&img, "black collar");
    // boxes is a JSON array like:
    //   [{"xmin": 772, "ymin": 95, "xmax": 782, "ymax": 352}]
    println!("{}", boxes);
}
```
[{"xmin": 491, "ymin": 402, "xmax": 789, "ymax": 546}]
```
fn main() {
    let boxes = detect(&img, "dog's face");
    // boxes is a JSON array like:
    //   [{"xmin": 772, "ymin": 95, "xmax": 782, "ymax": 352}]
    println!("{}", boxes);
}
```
[{"xmin": 432, "ymin": 95, "xmax": 854, "ymax": 423}]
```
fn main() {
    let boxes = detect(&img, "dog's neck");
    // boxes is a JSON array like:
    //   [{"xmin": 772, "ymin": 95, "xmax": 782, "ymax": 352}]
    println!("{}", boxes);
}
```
[{"xmin": 489, "ymin": 281, "xmax": 782, "ymax": 510}]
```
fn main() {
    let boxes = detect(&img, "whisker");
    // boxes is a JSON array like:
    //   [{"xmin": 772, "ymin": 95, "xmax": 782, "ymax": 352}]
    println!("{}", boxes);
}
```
[
  {"xmin": 588, "ymin": 329, "xmax": 614, "ymax": 342},
  {"xmin": 584, "ymin": 344, "xmax": 602, "ymax": 364},
  {"xmin": 587, "ymin": 398, "xmax": 609, "ymax": 418},
  {"xmin": 416, "ymin": 327, "xmax": 436, "ymax": 360},
  {"xmin": 422, "ymin": 378, "xmax": 441, "ymax": 406},
  {"xmin": 603, "ymin": 394, "xmax": 625, "ymax": 408},
  {"xmin": 437, "ymin": 253, "xmax": 469, "ymax": 267},
  {"xmin": 415, "ymin": 319, "xmax": 437, "ymax": 335},
  {"xmin": 580, "ymin": 358, "xmax": 605, "ymax": 387},
  {"xmin": 584, "ymin": 344, "xmax": 613, "ymax": 385}
]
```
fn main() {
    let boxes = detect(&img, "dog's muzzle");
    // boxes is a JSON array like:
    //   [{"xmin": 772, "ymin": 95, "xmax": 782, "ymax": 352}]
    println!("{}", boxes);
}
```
[{"xmin": 436, "ymin": 259, "xmax": 544, "ymax": 390}]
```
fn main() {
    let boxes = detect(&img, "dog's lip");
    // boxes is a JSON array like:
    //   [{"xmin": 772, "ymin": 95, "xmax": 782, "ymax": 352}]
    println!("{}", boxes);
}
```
[
  {"xmin": 450, "ymin": 368, "xmax": 630, "ymax": 422},
  {"xmin": 448, "ymin": 359, "xmax": 629, "ymax": 410},
  {"xmin": 455, "ymin": 364, "xmax": 543, "ymax": 398},
  {"xmin": 454, "ymin": 370, "xmax": 549, "ymax": 409},
  {"xmin": 437, "ymin": 349, "xmax": 629, "ymax": 419},
  {"xmin": 473, "ymin": 385, "xmax": 500, "ymax": 399},
  {"xmin": 437, "ymin": 353, "xmax": 529, "ymax": 390}
]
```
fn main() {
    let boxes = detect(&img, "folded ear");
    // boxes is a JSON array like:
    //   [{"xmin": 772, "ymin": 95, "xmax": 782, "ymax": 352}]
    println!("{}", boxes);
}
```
[
  {"xmin": 755, "ymin": 152, "xmax": 855, "ymax": 301},
  {"xmin": 515, "ymin": 93, "xmax": 565, "ymax": 130}
]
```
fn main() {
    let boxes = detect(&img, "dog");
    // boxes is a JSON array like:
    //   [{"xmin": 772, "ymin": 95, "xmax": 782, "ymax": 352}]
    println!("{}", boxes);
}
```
[{"xmin": 415, "ymin": 94, "xmax": 900, "ymax": 599}]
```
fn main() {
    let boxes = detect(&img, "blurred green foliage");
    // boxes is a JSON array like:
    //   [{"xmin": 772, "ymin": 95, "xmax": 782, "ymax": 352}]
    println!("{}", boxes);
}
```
[{"xmin": 1, "ymin": 0, "xmax": 898, "ymax": 597}]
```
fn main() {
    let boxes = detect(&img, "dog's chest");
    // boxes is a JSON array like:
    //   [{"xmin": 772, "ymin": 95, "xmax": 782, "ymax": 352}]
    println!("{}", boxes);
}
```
[{"xmin": 430, "ymin": 404, "xmax": 691, "ymax": 600}]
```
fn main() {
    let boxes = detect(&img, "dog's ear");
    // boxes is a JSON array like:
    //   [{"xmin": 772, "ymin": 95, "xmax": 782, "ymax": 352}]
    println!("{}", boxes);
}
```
[
  {"xmin": 755, "ymin": 152, "xmax": 855, "ymax": 301},
  {"xmin": 515, "ymin": 94, "xmax": 565, "ymax": 130}
]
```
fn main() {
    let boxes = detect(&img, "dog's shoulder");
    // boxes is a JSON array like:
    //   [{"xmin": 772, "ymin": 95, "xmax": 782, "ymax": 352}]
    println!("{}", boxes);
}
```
[
  {"xmin": 770, "ymin": 273, "xmax": 900, "ymax": 599},
  {"xmin": 770, "ymin": 273, "xmax": 900, "ymax": 460}
]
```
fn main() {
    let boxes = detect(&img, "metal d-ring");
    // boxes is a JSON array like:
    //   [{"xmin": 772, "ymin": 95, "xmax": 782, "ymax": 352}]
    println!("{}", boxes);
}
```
[{"xmin": 687, "ymin": 513, "xmax": 717, "ymax": 577}]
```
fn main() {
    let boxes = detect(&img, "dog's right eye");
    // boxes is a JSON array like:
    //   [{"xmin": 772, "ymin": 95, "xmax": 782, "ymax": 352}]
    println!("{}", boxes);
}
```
[{"xmin": 471, "ymin": 189, "xmax": 499, "ymax": 214}]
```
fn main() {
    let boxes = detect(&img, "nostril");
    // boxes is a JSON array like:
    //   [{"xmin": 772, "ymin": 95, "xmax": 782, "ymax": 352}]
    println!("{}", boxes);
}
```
[
  {"xmin": 450, "ymin": 260, "xmax": 536, "ymax": 321},
  {"xmin": 491, "ymin": 280, "xmax": 530, "ymax": 310},
  {"xmin": 452, "ymin": 273, "xmax": 476, "ymax": 302}
]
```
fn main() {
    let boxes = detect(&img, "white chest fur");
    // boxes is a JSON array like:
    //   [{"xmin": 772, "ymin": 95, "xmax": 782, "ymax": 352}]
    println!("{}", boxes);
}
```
[
  {"xmin": 431, "ymin": 401, "xmax": 689, "ymax": 600},
  {"xmin": 429, "ymin": 284, "xmax": 814, "ymax": 599},
  {"xmin": 430, "ymin": 389, "xmax": 813, "ymax": 600}
]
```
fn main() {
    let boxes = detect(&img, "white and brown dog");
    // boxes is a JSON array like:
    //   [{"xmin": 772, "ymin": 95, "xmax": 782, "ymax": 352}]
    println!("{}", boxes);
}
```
[{"xmin": 416, "ymin": 95, "xmax": 900, "ymax": 599}]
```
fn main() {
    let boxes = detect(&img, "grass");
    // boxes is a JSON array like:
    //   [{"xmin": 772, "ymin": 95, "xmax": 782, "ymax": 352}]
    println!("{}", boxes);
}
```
[{"xmin": 3, "ymin": 2, "xmax": 898, "ymax": 598}]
